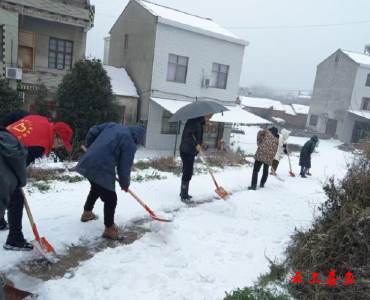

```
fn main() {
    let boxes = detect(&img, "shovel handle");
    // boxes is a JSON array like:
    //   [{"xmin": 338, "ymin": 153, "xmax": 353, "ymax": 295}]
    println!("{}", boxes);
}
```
[
  {"xmin": 20, "ymin": 188, "xmax": 41, "ymax": 241},
  {"xmin": 198, "ymin": 148, "xmax": 219, "ymax": 188}
]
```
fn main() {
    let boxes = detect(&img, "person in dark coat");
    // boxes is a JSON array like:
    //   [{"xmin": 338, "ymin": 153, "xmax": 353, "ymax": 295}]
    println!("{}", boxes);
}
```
[
  {"xmin": 76, "ymin": 123, "xmax": 146, "ymax": 240},
  {"xmin": 1, "ymin": 112, "xmax": 73, "ymax": 251},
  {"xmin": 179, "ymin": 115, "xmax": 213, "ymax": 203},
  {"xmin": 248, "ymin": 127, "xmax": 279, "ymax": 190},
  {"xmin": 299, "ymin": 135, "xmax": 319, "ymax": 178},
  {"xmin": 0, "ymin": 127, "xmax": 28, "ymax": 233},
  {"xmin": 0, "ymin": 110, "xmax": 31, "ymax": 231}
]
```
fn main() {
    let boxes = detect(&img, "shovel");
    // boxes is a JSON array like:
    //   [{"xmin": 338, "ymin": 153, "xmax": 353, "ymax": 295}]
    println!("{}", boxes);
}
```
[
  {"xmin": 286, "ymin": 149, "xmax": 296, "ymax": 177},
  {"xmin": 198, "ymin": 149, "xmax": 228, "ymax": 199},
  {"xmin": 115, "ymin": 178, "xmax": 172, "ymax": 222},
  {"xmin": 21, "ymin": 188, "xmax": 56, "ymax": 263},
  {"xmin": 270, "ymin": 167, "xmax": 285, "ymax": 182}
]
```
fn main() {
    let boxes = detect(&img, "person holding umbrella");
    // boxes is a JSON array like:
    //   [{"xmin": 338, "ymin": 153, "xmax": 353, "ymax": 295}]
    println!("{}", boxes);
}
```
[
  {"xmin": 179, "ymin": 114, "xmax": 213, "ymax": 203},
  {"xmin": 167, "ymin": 101, "xmax": 229, "ymax": 203}
]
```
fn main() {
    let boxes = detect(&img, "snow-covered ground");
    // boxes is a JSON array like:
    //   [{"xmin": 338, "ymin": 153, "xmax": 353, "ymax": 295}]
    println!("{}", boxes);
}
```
[{"xmin": 0, "ymin": 126, "xmax": 352, "ymax": 300}]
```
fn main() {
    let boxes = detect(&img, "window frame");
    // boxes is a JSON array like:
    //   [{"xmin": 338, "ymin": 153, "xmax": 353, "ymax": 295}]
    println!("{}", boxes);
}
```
[
  {"xmin": 161, "ymin": 109, "xmax": 180, "ymax": 135},
  {"xmin": 309, "ymin": 114, "xmax": 319, "ymax": 126},
  {"xmin": 166, "ymin": 54, "xmax": 189, "ymax": 84},
  {"xmin": 124, "ymin": 34, "xmax": 129, "ymax": 51},
  {"xmin": 0, "ymin": 25, "xmax": 4, "ymax": 61},
  {"xmin": 211, "ymin": 62, "xmax": 229, "ymax": 89},
  {"xmin": 48, "ymin": 37, "xmax": 73, "ymax": 71},
  {"xmin": 361, "ymin": 97, "xmax": 370, "ymax": 111},
  {"xmin": 366, "ymin": 74, "xmax": 370, "ymax": 87}
]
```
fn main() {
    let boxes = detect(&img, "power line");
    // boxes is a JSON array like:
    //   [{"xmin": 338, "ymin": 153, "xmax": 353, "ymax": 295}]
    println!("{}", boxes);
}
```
[{"xmin": 94, "ymin": 12, "xmax": 370, "ymax": 30}]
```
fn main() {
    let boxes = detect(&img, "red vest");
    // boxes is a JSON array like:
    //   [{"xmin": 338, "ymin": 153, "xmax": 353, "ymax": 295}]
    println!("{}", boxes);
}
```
[{"xmin": 7, "ymin": 115, "xmax": 54, "ymax": 155}]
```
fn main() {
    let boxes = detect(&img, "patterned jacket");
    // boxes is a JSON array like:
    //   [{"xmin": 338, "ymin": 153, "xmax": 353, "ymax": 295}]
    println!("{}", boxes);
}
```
[{"xmin": 254, "ymin": 129, "xmax": 279, "ymax": 166}]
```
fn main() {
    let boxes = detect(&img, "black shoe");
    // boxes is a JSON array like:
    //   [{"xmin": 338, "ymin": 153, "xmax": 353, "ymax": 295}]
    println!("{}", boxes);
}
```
[
  {"xmin": 3, "ymin": 241, "xmax": 34, "ymax": 251},
  {"xmin": 0, "ymin": 222, "xmax": 9, "ymax": 231},
  {"xmin": 181, "ymin": 197, "xmax": 194, "ymax": 204},
  {"xmin": 260, "ymin": 183, "xmax": 265, "ymax": 188},
  {"xmin": 179, "ymin": 193, "xmax": 192, "ymax": 199},
  {"xmin": 248, "ymin": 186, "xmax": 256, "ymax": 191}
]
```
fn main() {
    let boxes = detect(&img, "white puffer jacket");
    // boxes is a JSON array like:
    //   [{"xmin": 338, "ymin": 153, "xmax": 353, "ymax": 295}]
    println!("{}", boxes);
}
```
[{"xmin": 274, "ymin": 129, "xmax": 291, "ymax": 161}]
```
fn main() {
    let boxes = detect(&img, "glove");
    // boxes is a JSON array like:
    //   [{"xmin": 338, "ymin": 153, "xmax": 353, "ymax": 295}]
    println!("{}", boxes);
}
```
[
  {"xmin": 284, "ymin": 149, "xmax": 288, "ymax": 155},
  {"xmin": 122, "ymin": 187, "xmax": 128, "ymax": 193}
]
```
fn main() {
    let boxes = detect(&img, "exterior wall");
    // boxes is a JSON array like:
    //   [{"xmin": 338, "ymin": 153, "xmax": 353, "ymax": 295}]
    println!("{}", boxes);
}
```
[
  {"xmin": 350, "ymin": 66, "xmax": 370, "ymax": 111},
  {"xmin": 20, "ymin": 16, "xmax": 86, "ymax": 74},
  {"xmin": 342, "ymin": 112, "xmax": 370, "ymax": 143},
  {"xmin": 243, "ymin": 106, "xmax": 285, "ymax": 122},
  {"xmin": 116, "ymin": 96, "xmax": 138, "ymax": 126},
  {"xmin": 307, "ymin": 50, "xmax": 358, "ymax": 139},
  {"xmin": 146, "ymin": 100, "xmax": 179, "ymax": 151},
  {"xmin": 103, "ymin": 37, "xmax": 110, "ymax": 65},
  {"xmin": 0, "ymin": 9, "xmax": 19, "ymax": 89},
  {"xmin": 151, "ymin": 23, "xmax": 245, "ymax": 105},
  {"xmin": 108, "ymin": 0, "xmax": 157, "ymax": 121},
  {"xmin": 282, "ymin": 113, "xmax": 307, "ymax": 128}
]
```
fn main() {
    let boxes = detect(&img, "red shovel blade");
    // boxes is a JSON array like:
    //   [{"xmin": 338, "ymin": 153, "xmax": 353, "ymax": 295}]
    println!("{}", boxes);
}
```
[
  {"xmin": 31, "ymin": 238, "xmax": 57, "ymax": 264},
  {"xmin": 289, "ymin": 172, "xmax": 296, "ymax": 177},
  {"xmin": 215, "ymin": 187, "xmax": 228, "ymax": 199}
]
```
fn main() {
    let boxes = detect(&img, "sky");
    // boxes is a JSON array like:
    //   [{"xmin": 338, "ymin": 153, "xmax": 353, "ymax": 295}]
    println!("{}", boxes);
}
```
[{"xmin": 87, "ymin": 0, "xmax": 370, "ymax": 92}]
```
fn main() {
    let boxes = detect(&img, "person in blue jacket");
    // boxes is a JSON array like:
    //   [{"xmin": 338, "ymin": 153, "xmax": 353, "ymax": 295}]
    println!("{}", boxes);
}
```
[{"xmin": 76, "ymin": 123, "xmax": 146, "ymax": 240}]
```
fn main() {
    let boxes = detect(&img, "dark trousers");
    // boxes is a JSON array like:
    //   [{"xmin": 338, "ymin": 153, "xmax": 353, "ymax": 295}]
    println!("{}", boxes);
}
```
[
  {"xmin": 300, "ymin": 166, "xmax": 309, "ymax": 175},
  {"xmin": 6, "ymin": 187, "xmax": 25, "ymax": 245},
  {"xmin": 180, "ymin": 152, "xmax": 195, "ymax": 182},
  {"xmin": 251, "ymin": 160, "xmax": 269, "ymax": 187},
  {"xmin": 0, "ymin": 217, "xmax": 6, "ymax": 227},
  {"xmin": 83, "ymin": 180, "xmax": 117, "ymax": 227},
  {"xmin": 272, "ymin": 160, "xmax": 279, "ymax": 172}
]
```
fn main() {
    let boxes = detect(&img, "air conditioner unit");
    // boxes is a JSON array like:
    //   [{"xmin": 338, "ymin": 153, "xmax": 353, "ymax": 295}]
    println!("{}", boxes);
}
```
[
  {"xmin": 202, "ymin": 78, "xmax": 211, "ymax": 88},
  {"xmin": 18, "ymin": 92, "xmax": 25, "ymax": 102},
  {"xmin": 6, "ymin": 67, "xmax": 23, "ymax": 80}
]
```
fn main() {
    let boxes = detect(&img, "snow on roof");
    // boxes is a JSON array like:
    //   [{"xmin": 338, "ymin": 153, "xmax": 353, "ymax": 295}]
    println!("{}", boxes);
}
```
[
  {"xmin": 283, "ymin": 105, "xmax": 296, "ymax": 116},
  {"xmin": 291, "ymin": 104, "xmax": 310, "ymax": 115},
  {"xmin": 104, "ymin": 66, "xmax": 138, "ymax": 97},
  {"xmin": 150, "ymin": 97, "xmax": 271, "ymax": 125},
  {"xmin": 137, "ymin": 0, "xmax": 248, "ymax": 46},
  {"xmin": 272, "ymin": 117, "xmax": 285, "ymax": 124},
  {"xmin": 343, "ymin": 50, "xmax": 370, "ymax": 67},
  {"xmin": 348, "ymin": 110, "xmax": 370, "ymax": 120},
  {"xmin": 240, "ymin": 96, "xmax": 285, "ymax": 111},
  {"xmin": 211, "ymin": 106, "xmax": 272, "ymax": 125}
]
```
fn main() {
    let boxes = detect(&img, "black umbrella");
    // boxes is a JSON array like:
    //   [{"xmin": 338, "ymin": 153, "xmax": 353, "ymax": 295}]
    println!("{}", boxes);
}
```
[{"xmin": 168, "ymin": 101, "xmax": 229, "ymax": 123}]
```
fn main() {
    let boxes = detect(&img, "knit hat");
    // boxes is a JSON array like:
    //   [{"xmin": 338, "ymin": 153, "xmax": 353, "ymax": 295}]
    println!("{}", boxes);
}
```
[{"xmin": 54, "ymin": 122, "xmax": 73, "ymax": 151}]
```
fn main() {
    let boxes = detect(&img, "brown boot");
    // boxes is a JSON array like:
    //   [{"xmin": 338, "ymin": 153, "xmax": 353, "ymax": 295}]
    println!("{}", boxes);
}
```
[
  {"xmin": 80, "ymin": 211, "xmax": 98, "ymax": 222},
  {"xmin": 102, "ymin": 224, "xmax": 124, "ymax": 240}
]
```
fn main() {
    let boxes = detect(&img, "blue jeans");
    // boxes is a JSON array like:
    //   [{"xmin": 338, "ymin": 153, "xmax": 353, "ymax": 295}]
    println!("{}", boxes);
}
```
[{"xmin": 300, "ymin": 166, "xmax": 308, "ymax": 175}]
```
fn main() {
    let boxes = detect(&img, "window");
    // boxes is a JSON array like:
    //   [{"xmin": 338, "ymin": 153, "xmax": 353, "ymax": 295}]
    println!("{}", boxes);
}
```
[
  {"xmin": 161, "ymin": 110, "xmax": 179, "ymax": 134},
  {"xmin": 309, "ymin": 114, "xmax": 318, "ymax": 126},
  {"xmin": 361, "ymin": 97, "xmax": 370, "ymax": 111},
  {"xmin": 334, "ymin": 54, "xmax": 340, "ymax": 64},
  {"xmin": 211, "ymin": 63, "xmax": 229, "ymax": 89},
  {"xmin": 0, "ymin": 26, "xmax": 3, "ymax": 61},
  {"xmin": 48, "ymin": 38, "xmax": 73, "ymax": 70},
  {"xmin": 124, "ymin": 34, "xmax": 129, "ymax": 51},
  {"xmin": 18, "ymin": 31, "xmax": 35, "ymax": 70},
  {"xmin": 167, "ymin": 54, "xmax": 188, "ymax": 83},
  {"xmin": 366, "ymin": 74, "xmax": 370, "ymax": 87}
]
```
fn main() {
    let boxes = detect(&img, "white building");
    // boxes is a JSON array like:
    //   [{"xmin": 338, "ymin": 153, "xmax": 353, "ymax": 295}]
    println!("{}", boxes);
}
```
[
  {"xmin": 107, "ymin": 0, "xmax": 256, "ymax": 151},
  {"xmin": 307, "ymin": 49, "xmax": 370, "ymax": 143}
]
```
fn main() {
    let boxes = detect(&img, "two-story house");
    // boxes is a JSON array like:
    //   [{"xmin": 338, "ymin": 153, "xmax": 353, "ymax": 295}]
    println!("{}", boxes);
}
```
[
  {"xmin": 0, "ymin": 0, "xmax": 94, "ymax": 110},
  {"xmin": 307, "ymin": 48, "xmax": 370, "ymax": 143},
  {"xmin": 108, "ymin": 0, "xmax": 250, "ymax": 150}
]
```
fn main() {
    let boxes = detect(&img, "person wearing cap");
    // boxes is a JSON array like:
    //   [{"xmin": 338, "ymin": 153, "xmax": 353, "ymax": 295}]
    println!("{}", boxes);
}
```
[{"xmin": 1, "ymin": 112, "xmax": 73, "ymax": 251}]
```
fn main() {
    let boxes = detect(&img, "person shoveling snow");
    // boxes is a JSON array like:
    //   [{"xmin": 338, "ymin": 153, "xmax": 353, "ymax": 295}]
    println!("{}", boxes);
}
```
[{"xmin": 76, "ymin": 123, "xmax": 146, "ymax": 240}]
